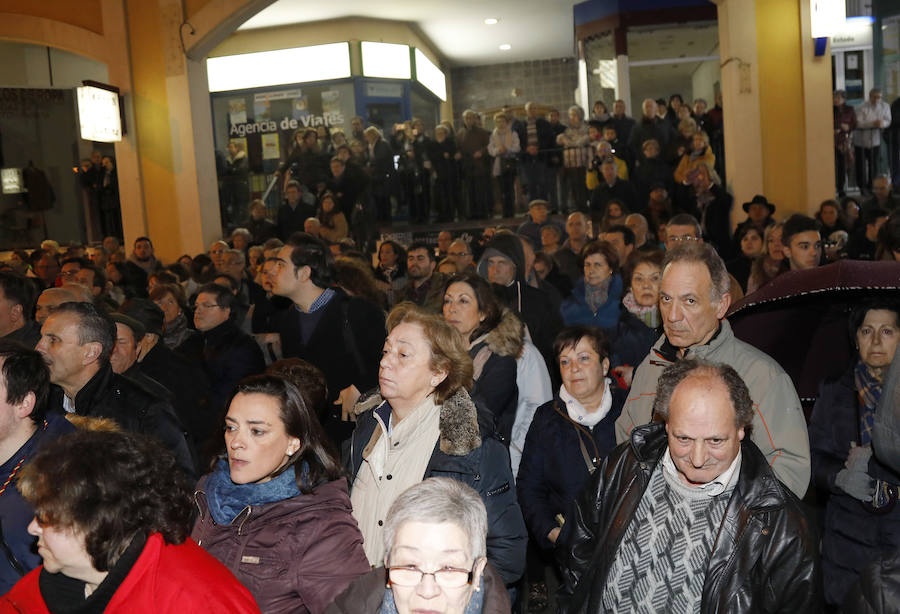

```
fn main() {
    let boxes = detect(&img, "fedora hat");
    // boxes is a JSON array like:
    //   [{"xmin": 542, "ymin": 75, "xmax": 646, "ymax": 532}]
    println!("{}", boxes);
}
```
[{"xmin": 742, "ymin": 194, "xmax": 776, "ymax": 214}]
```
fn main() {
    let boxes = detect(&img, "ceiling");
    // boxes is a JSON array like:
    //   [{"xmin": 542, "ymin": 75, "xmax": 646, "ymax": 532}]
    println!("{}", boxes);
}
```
[{"xmin": 237, "ymin": 0, "xmax": 581, "ymax": 67}]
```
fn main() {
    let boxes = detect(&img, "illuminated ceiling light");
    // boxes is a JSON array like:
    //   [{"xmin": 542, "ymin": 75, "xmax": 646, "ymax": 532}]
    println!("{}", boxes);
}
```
[
  {"xmin": 484, "ymin": 18, "xmax": 499, "ymax": 25},
  {"xmin": 499, "ymin": 44, "xmax": 512, "ymax": 51}
]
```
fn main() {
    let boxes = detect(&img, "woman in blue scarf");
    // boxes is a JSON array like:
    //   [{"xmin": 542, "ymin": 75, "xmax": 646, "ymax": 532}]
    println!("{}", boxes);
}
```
[
  {"xmin": 809, "ymin": 300, "xmax": 900, "ymax": 607},
  {"xmin": 560, "ymin": 240, "xmax": 623, "ymax": 330},
  {"xmin": 192, "ymin": 375, "xmax": 369, "ymax": 613}
]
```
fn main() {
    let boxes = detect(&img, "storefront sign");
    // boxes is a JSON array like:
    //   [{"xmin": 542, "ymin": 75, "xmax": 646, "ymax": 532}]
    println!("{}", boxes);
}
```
[
  {"xmin": 76, "ymin": 85, "xmax": 122, "ymax": 142},
  {"xmin": 229, "ymin": 112, "xmax": 345, "ymax": 137},
  {"xmin": 831, "ymin": 26, "xmax": 873, "ymax": 49},
  {"xmin": 366, "ymin": 82, "xmax": 404, "ymax": 98},
  {"xmin": 1, "ymin": 168, "xmax": 25, "ymax": 194}
]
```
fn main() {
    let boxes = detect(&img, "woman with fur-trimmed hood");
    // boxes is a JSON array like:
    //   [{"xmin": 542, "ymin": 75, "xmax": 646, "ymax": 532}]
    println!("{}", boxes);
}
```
[
  {"xmin": 344, "ymin": 303, "xmax": 527, "ymax": 587},
  {"xmin": 442, "ymin": 271, "xmax": 522, "ymax": 444}
]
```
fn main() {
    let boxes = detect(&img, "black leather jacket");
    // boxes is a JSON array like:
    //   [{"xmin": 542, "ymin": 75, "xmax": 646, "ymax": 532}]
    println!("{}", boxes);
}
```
[{"xmin": 557, "ymin": 422, "xmax": 822, "ymax": 613}]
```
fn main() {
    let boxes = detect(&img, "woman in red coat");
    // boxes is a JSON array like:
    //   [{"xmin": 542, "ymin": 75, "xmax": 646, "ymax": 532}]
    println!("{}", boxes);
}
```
[{"xmin": 1, "ymin": 429, "xmax": 259, "ymax": 614}]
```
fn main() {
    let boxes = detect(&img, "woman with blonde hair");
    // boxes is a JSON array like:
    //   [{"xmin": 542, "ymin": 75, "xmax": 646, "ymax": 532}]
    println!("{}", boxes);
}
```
[
  {"xmin": 747, "ymin": 222, "xmax": 788, "ymax": 294},
  {"xmin": 345, "ymin": 303, "xmax": 526, "ymax": 587},
  {"xmin": 674, "ymin": 130, "xmax": 716, "ymax": 184}
]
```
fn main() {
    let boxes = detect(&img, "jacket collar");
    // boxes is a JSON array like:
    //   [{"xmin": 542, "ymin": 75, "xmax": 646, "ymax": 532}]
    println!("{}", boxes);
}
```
[
  {"xmin": 73, "ymin": 362, "xmax": 113, "ymax": 411},
  {"xmin": 200, "ymin": 318, "xmax": 238, "ymax": 344},
  {"xmin": 630, "ymin": 421, "xmax": 786, "ymax": 512},
  {"xmin": 355, "ymin": 388, "xmax": 482, "ymax": 457},
  {"xmin": 656, "ymin": 319, "xmax": 730, "ymax": 362}
]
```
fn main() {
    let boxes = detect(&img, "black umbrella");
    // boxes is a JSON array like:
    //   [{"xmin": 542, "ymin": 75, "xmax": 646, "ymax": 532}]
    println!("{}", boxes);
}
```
[{"xmin": 726, "ymin": 260, "xmax": 900, "ymax": 403}]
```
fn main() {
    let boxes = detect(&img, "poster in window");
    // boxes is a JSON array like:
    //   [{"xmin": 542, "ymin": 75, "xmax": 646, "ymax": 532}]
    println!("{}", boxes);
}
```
[
  {"xmin": 228, "ymin": 99, "xmax": 247, "ymax": 125},
  {"xmin": 261, "ymin": 133, "xmax": 280, "ymax": 160},
  {"xmin": 322, "ymin": 90, "xmax": 342, "ymax": 114},
  {"xmin": 292, "ymin": 96, "xmax": 310, "ymax": 120}
]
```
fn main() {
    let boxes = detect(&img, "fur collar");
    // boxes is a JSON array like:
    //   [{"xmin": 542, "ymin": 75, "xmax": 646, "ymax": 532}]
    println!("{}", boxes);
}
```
[
  {"xmin": 476, "ymin": 309, "xmax": 524, "ymax": 359},
  {"xmin": 353, "ymin": 388, "xmax": 482, "ymax": 457}
]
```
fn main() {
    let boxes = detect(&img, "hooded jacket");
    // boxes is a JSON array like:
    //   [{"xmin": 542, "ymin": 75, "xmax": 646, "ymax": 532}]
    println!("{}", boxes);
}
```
[
  {"xmin": 614, "ymin": 319, "xmax": 811, "ymax": 498},
  {"xmin": 557, "ymin": 422, "xmax": 822, "ymax": 614},
  {"xmin": 345, "ymin": 388, "xmax": 527, "ymax": 585},
  {"xmin": 476, "ymin": 233, "xmax": 562, "ymax": 369},
  {"xmin": 193, "ymin": 477, "xmax": 369, "ymax": 614},
  {"xmin": 470, "ymin": 309, "xmax": 523, "ymax": 444}
]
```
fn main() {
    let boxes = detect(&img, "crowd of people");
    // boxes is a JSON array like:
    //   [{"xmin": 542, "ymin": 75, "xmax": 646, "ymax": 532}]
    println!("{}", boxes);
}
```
[
  {"xmin": 218, "ymin": 95, "xmax": 725, "ymax": 247},
  {"xmin": 1, "ymin": 93, "xmax": 900, "ymax": 613}
]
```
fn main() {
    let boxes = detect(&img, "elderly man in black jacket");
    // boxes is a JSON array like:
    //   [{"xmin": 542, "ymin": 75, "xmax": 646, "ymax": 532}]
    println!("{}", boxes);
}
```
[
  {"xmin": 36, "ymin": 301, "xmax": 194, "ymax": 477},
  {"xmin": 557, "ymin": 358, "xmax": 821, "ymax": 613}
]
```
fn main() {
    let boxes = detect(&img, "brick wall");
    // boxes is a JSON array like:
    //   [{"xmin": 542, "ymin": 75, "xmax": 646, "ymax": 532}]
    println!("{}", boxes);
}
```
[{"xmin": 450, "ymin": 57, "xmax": 578, "ymax": 124}]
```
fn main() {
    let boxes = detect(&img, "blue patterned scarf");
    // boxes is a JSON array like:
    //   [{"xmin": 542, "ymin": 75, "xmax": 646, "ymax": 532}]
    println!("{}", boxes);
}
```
[
  {"xmin": 855, "ymin": 360, "xmax": 883, "ymax": 446},
  {"xmin": 205, "ymin": 459, "xmax": 304, "ymax": 524}
]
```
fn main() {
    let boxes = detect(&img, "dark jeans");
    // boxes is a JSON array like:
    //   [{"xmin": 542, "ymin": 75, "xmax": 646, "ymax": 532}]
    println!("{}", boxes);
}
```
[
  {"xmin": 498, "ymin": 169, "xmax": 517, "ymax": 218},
  {"xmin": 520, "ymin": 157, "xmax": 550, "ymax": 201},
  {"xmin": 835, "ymin": 147, "xmax": 848, "ymax": 195},
  {"xmin": 433, "ymin": 175, "xmax": 457, "ymax": 222},
  {"xmin": 465, "ymin": 173, "xmax": 491, "ymax": 219},
  {"xmin": 561, "ymin": 167, "xmax": 588, "ymax": 213},
  {"xmin": 855, "ymin": 145, "xmax": 880, "ymax": 191}
]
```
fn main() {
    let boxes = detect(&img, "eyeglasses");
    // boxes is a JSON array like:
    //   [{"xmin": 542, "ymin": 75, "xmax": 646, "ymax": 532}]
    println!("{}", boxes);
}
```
[
  {"xmin": 195, "ymin": 302, "xmax": 224, "ymax": 311},
  {"xmin": 60, "ymin": 270, "xmax": 80, "ymax": 279},
  {"xmin": 386, "ymin": 564, "xmax": 476, "ymax": 589},
  {"xmin": 667, "ymin": 235, "xmax": 701, "ymax": 244},
  {"xmin": 448, "ymin": 251, "xmax": 471, "ymax": 258}
]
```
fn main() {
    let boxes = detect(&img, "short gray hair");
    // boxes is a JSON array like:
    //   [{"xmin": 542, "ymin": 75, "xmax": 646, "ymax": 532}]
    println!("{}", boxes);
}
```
[
  {"xmin": 383, "ymin": 478, "xmax": 487, "ymax": 564},
  {"xmin": 223, "ymin": 248, "xmax": 245, "ymax": 266},
  {"xmin": 568, "ymin": 105, "xmax": 584, "ymax": 121},
  {"xmin": 231, "ymin": 227, "xmax": 251, "ymax": 239},
  {"xmin": 652, "ymin": 358, "xmax": 754, "ymax": 431},
  {"xmin": 662, "ymin": 242, "xmax": 730, "ymax": 302}
]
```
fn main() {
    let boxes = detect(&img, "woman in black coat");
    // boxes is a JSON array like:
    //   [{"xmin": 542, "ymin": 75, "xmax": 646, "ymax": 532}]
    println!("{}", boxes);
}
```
[
  {"xmin": 810, "ymin": 299, "xmax": 900, "ymax": 607},
  {"xmin": 517, "ymin": 326, "xmax": 626, "ymax": 552},
  {"xmin": 442, "ymin": 271, "xmax": 521, "ymax": 444}
]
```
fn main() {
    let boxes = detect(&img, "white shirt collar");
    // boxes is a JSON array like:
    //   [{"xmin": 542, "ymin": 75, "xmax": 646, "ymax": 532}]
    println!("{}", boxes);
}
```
[{"xmin": 661, "ymin": 446, "xmax": 742, "ymax": 497}]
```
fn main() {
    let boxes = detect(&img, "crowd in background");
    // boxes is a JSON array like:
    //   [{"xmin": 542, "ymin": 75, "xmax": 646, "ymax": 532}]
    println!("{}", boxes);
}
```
[{"xmin": 1, "ymin": 92, "xmax": 900, "ymax": 614}]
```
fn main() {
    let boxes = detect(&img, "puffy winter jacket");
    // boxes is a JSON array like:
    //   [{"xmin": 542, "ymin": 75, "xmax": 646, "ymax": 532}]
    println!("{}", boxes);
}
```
[
  {"xmin": 516, "ymin": 389, "xmax": 625, "ymax": 550},
  {"xmin": 1, "ymin": 533, "xmax": 260, "ymax": 613},
  {"xmin": 345, "ymin": 388, "xmax": 528, "ymax": 585},
  {"xmin": 192, "ymin": 476, "xmax": 369, "ymax": 614},
  {"xmin": 809, "ymin": 368, "xmax": 900, "ymax": 606},
  {"xmin": 614, "ymin": 319, "xmax": 811, "ymax": 497}
]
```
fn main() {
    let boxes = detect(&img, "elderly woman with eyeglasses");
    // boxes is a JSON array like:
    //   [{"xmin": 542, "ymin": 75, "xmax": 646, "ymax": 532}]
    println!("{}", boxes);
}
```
[{"xmin": 327, "ymin": 478, "xmax": 510, "ymax": 614}]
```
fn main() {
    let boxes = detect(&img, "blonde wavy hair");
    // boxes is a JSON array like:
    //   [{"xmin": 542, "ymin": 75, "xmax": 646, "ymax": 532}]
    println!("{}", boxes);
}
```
[{"xmin": 386, "ymin": 302, "xmax": 473, "ymax": 404}]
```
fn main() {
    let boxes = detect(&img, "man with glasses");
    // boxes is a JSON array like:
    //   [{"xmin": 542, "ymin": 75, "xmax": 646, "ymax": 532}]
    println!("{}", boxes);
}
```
[
  {"xmin": 447, "ymin": 239, "xmax": 474, "ymax": 273},
  {"xmin": 613, "ymin": 242, "xmax": 811, "ymax": 498},
  {"xmin": 179, "ymin": 283, "xmax": 264, "ymax": 414},
  {"xmin": 664, "ymin": 213, "xmax": 704, "ymax": 250}
]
